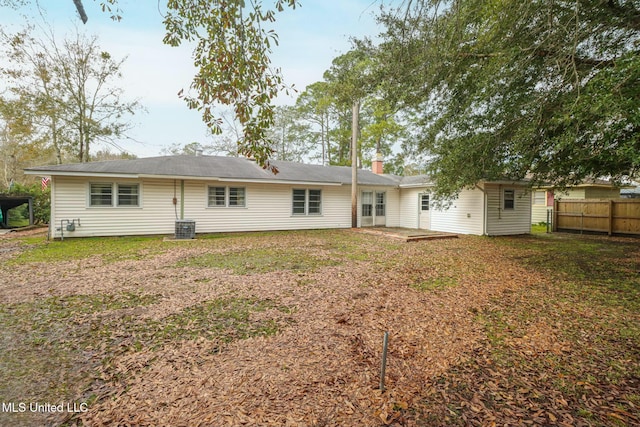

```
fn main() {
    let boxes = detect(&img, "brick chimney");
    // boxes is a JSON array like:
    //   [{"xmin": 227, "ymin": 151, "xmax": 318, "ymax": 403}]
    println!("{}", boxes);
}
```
[{"xmin": 372, "ymin": 153, "xmax": 384, "ymax": 174}]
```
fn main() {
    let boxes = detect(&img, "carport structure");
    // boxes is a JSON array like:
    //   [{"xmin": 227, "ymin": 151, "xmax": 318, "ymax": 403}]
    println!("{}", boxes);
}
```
[{"xmin": 0, "ymin": 195, "xmax": 33, "ymax": 228}]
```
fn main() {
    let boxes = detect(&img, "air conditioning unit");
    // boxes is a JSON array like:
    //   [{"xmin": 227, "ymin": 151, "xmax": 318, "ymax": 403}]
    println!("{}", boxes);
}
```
[{"xmin": 175, "ymin": 220, "xmax": 195, "ymax": 239}]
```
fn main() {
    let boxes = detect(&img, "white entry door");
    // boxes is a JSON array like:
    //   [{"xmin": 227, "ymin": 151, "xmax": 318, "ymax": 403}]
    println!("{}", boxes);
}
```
[
  {"xmin": 419, "ymin": 193, "xmax": 431, "ymax": 229},
  {"xmin": 375, "ymin": 191, "xmax": 386, "ymax": 226},
  {"xmin": 361, "ymin": 191, "xmax": 386, "ymax": 227}
]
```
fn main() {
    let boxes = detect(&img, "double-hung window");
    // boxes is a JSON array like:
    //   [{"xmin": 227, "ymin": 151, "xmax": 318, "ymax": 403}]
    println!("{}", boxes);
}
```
[
  {"xmin": 207, "ymin": 186, "xmax": 246, "ymax": 207},
  {"xmin": 533, "ymin": 190, "xmax": 545, "ymax": 206},
  {"xmin": 89, "ymin": 183, "xmax": 139, "ymax": 207},
  {"xmin": 292, "ymin": 189, "xmax": 322, "ymax": 215},
  {"xmin": 503, "ymin": 189, "xmax": 515, "ymax": 210},
  {"xmin": 117, "ymin": 184, "xmax": 139, "ymax": 206}
]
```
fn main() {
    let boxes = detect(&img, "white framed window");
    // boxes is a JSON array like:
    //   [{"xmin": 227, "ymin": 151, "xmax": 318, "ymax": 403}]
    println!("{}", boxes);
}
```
[
  {"xmin": 89, "ymin": 183, "xmax": 113, "ymax": 206},
  {"xmin": 117, "ymin": 184, "xmax": 139, "ymax": 206},
  {"xmin": 308, "ymin": 189, "xmax": 322, "ymax": 214},
  {"xmin": 504, "ymin": 189, "xmax": 515, "ymax": 210},
  {"xmin": 229, "ymin": 187, "xmax": 246, "ymax": 207},
  {"xmin": 533, "ymin": 190, "xmax": 546, "ymax": 206},
  {"xmin": 89, "ymin": 183, "xmax": 140, "ymax": 207},
  {"xmin": 208, "ymin": 186, "xmax": 226, "ymax": 207},
  {"xmin": 292, "ymin": 189, "xmax": 322, "ymax": 215},
  {"xmin": 421, "ymin": 194, "xmax": 430, "ymax": 211},
  {"xmin": 207, "ymin": 186, "xmax": 246, "ymax": 207}
]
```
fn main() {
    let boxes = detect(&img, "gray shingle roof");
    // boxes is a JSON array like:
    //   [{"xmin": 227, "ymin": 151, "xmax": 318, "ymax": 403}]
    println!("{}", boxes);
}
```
[{"xmin": 25, "ymin": 155, "xmax": 401, "ymax": 186}]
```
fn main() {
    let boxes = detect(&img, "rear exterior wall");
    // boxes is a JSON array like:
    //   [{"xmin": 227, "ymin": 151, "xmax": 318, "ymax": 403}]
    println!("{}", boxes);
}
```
[{"xmin": 50, "ymin": 176, "xmax": 356, "ymax": 238}]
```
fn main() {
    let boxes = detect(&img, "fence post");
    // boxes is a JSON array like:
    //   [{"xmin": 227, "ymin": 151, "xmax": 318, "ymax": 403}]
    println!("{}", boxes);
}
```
[{"xmin": 608, "ymin": 199, "xmax": 614, "ymax": 236}]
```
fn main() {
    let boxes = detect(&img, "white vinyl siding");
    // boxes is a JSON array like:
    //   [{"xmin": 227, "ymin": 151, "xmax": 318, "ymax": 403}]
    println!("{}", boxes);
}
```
[
  {"xmin": 51, "ymin": 178, "xmax": 355, "ymax": 238},
  {"xmin": 52, "ymin": 177, "xmax": 163, "ymax": 238},
  {"xmin": 429, "ymin": 189, "xmax": 485, "ymax": 235},
  {"xmin": 485, "ymin": 184, "xmax": 531, "ymax": 236},
  {"xmin": 398, "ymin": 188, "xmax": 421, "ymax": 229}
]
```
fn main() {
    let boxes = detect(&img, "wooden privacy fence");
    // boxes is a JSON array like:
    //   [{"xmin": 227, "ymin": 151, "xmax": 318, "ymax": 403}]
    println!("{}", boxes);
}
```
[{"xmin": 553, "ymin": 199, "xmax": 640, "ymax": 236}]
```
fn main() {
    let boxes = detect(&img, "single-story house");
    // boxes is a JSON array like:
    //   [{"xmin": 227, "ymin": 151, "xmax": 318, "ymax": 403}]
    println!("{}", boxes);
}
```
[
  {"xmin": 24, "ymin": 155, "xmax": 532, "ymax": 238},
  {"xmin": 621, "ymin": 183, "xmax": 640, "ymax": 199},
  {"xmin": 531, "ymin": 179, "xmax": 630, "ymax": 224}
]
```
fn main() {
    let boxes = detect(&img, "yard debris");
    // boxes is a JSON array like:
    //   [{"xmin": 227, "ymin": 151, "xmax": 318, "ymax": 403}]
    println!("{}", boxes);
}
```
[{"xmin": 0, "ymin": 230, "xmax": 637, "ymax": 426}]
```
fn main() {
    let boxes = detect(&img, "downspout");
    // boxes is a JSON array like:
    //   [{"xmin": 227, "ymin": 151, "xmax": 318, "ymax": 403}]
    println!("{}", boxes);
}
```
[
  {"xmin": 48, "ymin": 177, "xmax": 54, "ymax": 240},
  {"xmin": 475, "ymin": 184, "xmax": 487, "ymax": 236},
  {"xmin": 180, "ymin": 180, "xmax": 185, "ymax": 220},
  {"xmin": 417, "ymin": 192, "xmax": 421, "ymax": 229}
]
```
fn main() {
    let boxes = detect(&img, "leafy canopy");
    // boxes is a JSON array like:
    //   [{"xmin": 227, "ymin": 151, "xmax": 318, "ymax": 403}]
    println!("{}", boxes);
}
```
[
  {"xmin": 163, "ymin": 0, "xmax": 298, "ymax": 173},
  {"xmin": 378, "ymin": 0, "xmax": 640, "ymax": 198}
]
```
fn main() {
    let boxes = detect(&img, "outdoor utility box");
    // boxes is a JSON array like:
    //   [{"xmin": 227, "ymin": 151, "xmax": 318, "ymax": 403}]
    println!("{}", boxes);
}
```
[{"xmin": 175, "ymin": 220, "xmax": 195, "ymax": 239}]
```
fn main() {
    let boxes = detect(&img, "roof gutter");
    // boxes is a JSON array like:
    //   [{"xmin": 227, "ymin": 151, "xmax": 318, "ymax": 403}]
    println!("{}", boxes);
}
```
[{"xmin": 23, "ymin": 170, "xmax": 138, "ymax": 179}]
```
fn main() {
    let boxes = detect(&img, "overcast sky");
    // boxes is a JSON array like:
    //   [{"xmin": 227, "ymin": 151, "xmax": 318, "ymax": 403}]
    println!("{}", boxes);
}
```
[{"xmin": 0, "ymin": 0, "xmax": 397, "ymax": 159}]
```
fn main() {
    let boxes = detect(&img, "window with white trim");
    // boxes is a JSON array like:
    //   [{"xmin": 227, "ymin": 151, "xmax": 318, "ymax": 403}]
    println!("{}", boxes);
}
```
[
  {"xmin": 421, "ymin": 194, "xmax": 430, "ymax": 211},
  {"xmin": 117, "ymin": 184, "xmax": 139, "ymax": 206},
  {"xmin": 89, "ymin": 183, "xmax": 139, "ymax": 207},
  {"xmin": 533, "ymin": 190, "xmax": 545, "ymax": 206},
  {"xmin": 207, "ymin": 186, "xmax": 246, "ymax": 207},
  {"xmin": 503, "ymin": 189, "xmax": 515, "ymax": 210},
  {"xmin": 292, "ymin": 189, "xmax": 322, "ymax": 215},
  {"xmin": 90, "ymin": 183, "xmax": 112, "ymax": 206}
]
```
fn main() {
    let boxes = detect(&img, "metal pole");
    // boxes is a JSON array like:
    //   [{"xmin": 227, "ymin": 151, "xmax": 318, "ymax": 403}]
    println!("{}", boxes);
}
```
[{"xmin": 380, "ymin": 331, "xmax": 389, "ymax": 391}]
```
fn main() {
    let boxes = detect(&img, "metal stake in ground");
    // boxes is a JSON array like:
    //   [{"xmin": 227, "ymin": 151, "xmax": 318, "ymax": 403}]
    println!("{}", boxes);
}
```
[{"xmin": 380, "ymin": 331, "xmax": 389, "ymax": 391}]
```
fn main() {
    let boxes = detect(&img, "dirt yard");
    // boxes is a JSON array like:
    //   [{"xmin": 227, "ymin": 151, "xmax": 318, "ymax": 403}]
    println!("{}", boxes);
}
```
[{"xmin": 0, "ymin": 228, "xmax": 638, "ymax": 426}]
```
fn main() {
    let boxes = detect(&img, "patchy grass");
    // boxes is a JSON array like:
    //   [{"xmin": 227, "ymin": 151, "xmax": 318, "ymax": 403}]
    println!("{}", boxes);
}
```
[
  {"xmin": 177, "ymin": 246, "xmax": 340, "ymax": 274},
  {"xmin": 176, "ymin": 229, "xmax": 384, "ymax": 274},
  {"xmin": 410, "ymin": 276, "xmax": 458, "ymax": 292},
  {"xmin": 8, "ymin": 235, "xmax": 170, "ymax": 264}
]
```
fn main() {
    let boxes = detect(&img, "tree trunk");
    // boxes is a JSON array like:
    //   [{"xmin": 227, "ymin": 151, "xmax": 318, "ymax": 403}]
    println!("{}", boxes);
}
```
[{"xmin": 351, "ymin": 100, "xmax": 359, "ymax": 228}]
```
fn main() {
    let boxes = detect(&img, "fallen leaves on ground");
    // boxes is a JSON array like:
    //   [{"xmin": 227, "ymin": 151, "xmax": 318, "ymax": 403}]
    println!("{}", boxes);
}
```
[{"xmin": 0, "ymin": 229, "xmax": 637, "ymax": 426}]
